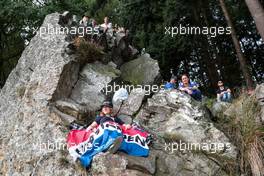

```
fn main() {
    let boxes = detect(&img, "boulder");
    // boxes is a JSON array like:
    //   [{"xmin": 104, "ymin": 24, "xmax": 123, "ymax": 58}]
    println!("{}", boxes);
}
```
[
  {"xmin": 54, "ymin": 99, "xmax": 86, "ymax": 118},
  {"xmin": 90, "ymin": 152, "xmax": 152, "ymax": 176},
  {"xmin": 211, "ymin": 101, "xmax": 230, "ymax": 118},
  {"xmin": 54, "ymin": 99, "xmax": 94, "ymax": 123},
  {"xmin": 70, "ymin": 61, "xmax": 121, "ymax": 112},
  {"xmin": 119, "ymin": 151, "xmax": 156, "ymax": 174},
  {"xmin": 120, "ymin": 54, "xmax": 161, "ymax": 85},
  {"xmin": 154, "ymin": 150, "xmax": 229, "ymax": 176},
  {"xmin": 117, "ymin": 114, "xmax": 133, "ymax": 124},
  {"xmin": 119, "ymin": 88, "xmax": 146, "ymax": 116}
]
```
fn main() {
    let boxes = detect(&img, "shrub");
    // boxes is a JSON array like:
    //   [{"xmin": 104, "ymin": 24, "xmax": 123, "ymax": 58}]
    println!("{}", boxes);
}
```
[
  {"xmin": 74, "ymin": 37, "xmax": 104, "ymax": 64},
  {"xmin": 215, "ymin": 94, "xmax": 264, "ymax": 175}
]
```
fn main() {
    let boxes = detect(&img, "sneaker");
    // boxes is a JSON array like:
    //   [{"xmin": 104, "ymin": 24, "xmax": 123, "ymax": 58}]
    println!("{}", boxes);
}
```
[{"xmin": 108, "ymin": 136, "xmax": 123, "ymax": 154}]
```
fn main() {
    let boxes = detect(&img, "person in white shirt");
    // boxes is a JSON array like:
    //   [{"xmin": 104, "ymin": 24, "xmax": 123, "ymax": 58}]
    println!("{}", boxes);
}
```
[{"xmin": 100, "ymin": 16, "xmax": 112, "ymax": 32}]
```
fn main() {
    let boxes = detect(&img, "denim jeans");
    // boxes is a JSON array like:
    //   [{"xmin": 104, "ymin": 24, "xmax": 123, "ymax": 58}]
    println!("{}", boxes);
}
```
[
  {"xmin": 221, "ymin": 92, "xmax": 231, "ymax": 102},
  {"xmin": 191, "ymin": 90, "xmax": 202, "ymax": 101}
]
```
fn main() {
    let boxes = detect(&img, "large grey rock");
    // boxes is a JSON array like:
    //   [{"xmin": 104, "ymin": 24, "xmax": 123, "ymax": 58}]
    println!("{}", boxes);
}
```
[
  {"xmin": 135, "ymin": 90, "xmax": 237, "ymax": 175},
  {"xmin": 154, "ymin": 150, "xmax": 229, "ymax": 176},
  {"xmin": 54, "ymin": 99, "xmax": 91, "ymax": 121},
  {"xmin": 211, "ymin": 101, "xmax": 230, "ymax": 117},
  {"xmin": 90, "ymin": 152, "xmax": 151, "ymax": 176},
  {"xmin": 119, "ymin": 88, "xmax": 146, "ymax": 116},
  {"xmin": 70, "ymin": 61, "xmax": 121, "ymax": 112},
  {"xmin": 119, "ymin": 151, "xmax": 156, "ymax": 175},
  {"xmin": 117, "ymin": 114, "xmax": 133, "ymax": 124},
  {"xmin": 224, "ymin": 98, "xmax": 244, "ymax": 118},
  {"xmin": 0, "ymin": 13, "xmax": 84, "ymax": 176},
  {"xmin": 120, "ymin": 54, "xmax": 161, "ymax": 85}
]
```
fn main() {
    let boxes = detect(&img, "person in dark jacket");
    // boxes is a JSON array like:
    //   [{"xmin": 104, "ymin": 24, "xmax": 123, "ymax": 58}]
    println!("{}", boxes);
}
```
[
  {"xmin": 86, "ymin": 100, "xmax": 132, "ymax": 153},
  {"xmin": 86, "ymin": 100, "xmax": 131, "ymax": 131}
]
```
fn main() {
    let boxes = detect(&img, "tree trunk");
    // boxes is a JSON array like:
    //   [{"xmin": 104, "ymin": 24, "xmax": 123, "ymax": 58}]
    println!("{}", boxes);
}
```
[
  {"xmin": 192, "ymin": 5, "xmax": 219, "ymax": 91},
  {"xmin": 219, "ymin": 0, "xmax": 254, "ymax": 90},
  {"xmin": 245, "ymin": 0, "xmax": 264, "ymax": 40}
]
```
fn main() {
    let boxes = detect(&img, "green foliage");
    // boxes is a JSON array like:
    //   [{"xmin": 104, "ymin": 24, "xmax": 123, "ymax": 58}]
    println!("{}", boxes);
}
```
[
  {"xmin": 0, "ymin": 0, "xmax": 96, "ymax": 87},
  {"xmin": 116, "ymin": 0, "xmax": 263, "ymax": 94}
]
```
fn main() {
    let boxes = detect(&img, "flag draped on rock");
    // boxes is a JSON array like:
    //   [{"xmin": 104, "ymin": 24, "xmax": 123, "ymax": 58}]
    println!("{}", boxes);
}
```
[{"xmin": 67, "ymin": 121, "xmax": 150, "ymax": 167}]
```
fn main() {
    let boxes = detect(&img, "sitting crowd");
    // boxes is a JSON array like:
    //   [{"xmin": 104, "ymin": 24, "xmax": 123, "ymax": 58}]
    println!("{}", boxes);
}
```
[
  {"xmin": 79, "ymin": 14, "xmax": 126, "ymax": 35},
  {"xmin": 164, "ymin": 74, "xmax": 232, "ymax": 102}
]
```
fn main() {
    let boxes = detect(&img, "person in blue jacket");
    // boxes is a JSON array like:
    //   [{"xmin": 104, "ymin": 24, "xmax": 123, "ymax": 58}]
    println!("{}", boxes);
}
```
[
  {"xmin": 178, "ymin": 74, "xmax": 202, "ymax": 101},
  {"xmin": 164, "ymin": 76, "xmax": 177, "ymax": 90}
]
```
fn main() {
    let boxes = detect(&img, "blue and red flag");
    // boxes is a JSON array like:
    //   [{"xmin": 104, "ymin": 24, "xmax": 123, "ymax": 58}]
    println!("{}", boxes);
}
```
[{"xmin": 67, "ymin": 121, "xmax": 150, "ymax": 167}]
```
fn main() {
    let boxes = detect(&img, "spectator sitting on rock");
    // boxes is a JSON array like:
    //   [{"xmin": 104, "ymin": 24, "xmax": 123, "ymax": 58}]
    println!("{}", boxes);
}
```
[
  {"xmin": 216, "ymin": 80, "xmax": 232, "ymax": 102},
  {"xmin": 79, "ymin": 14, "xmax": 91, "ymax": 27},
  {"xmin": 91, "ymin": 19, "xmax": 98, "ymax": 28},
  {"xmin": 79, "ymin": 100, "xmax": 129, "ymax": 154},
  {"xmin": 179, "ymin": 74, "xmax": 202, "ymax": 101},
  {"xmin": 100, "ymin": 16, "xmax": 112, "ymax": 32},
  {"xmin": 164, "ymin": 76, "xmax": 177, "ymax": 90},
  {"xmin": 86, "ymin": 100, "xmax": 131, "ymax": 153},
  {"xmin": 86, "ymin": 100, "xmax": 131, "ymax": 131}
]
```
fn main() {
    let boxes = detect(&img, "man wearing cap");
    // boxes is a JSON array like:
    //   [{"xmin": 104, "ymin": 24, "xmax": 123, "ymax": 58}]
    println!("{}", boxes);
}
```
[{"xmin": 86, "ymin": 100, "xmax": 131, "ymax": 153}]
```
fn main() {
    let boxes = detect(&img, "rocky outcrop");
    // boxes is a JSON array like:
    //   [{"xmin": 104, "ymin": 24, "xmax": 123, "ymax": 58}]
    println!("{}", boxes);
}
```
[
  {"xmin": 0, "ymin": 12, "xmax": 82, "ymax": 175},
  {"xmin": 70, "ymin": 61, "xmax": 121, "ymax": 113},
  {"xmin": 120, "ymin": 54, "xmax": 161, "ymax": 85},
  {"xmin": 133, "ymin": 90, "xmax": 237, "ymax": 175},
  {"xmin": 119, "ymin": 88, "xmax": 146, "ymax": 116},
  {"xmin": 0, "ymin": 12, "xmax": 238, "ymax": 176}
]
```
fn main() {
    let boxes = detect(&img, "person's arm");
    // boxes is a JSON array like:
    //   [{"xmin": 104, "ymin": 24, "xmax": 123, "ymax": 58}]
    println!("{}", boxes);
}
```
[
  {"xmin": 86, "ymin": 121, "xmax": 98, "ymax": 131},
  {"xmin": 115, "ymin": 117, "xmax": 124, "ymax": 126},
  {"xmin": 178, "ymin": 83, "xmax": 186, "ymax": 91},
  {"xmin": 116, "ymin": 117, "xmax": 132, "ymax": 129},
  {"xmin": 189, "ymin": 86, "xmax": 198, "ymax": 90},
  {"xmin": 189, "ymin": 82, "xmax": 199, "ymax": 90},
  {"xmin": 179, "ymin": 87, "xmax": 186, "ymax": 91}
]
